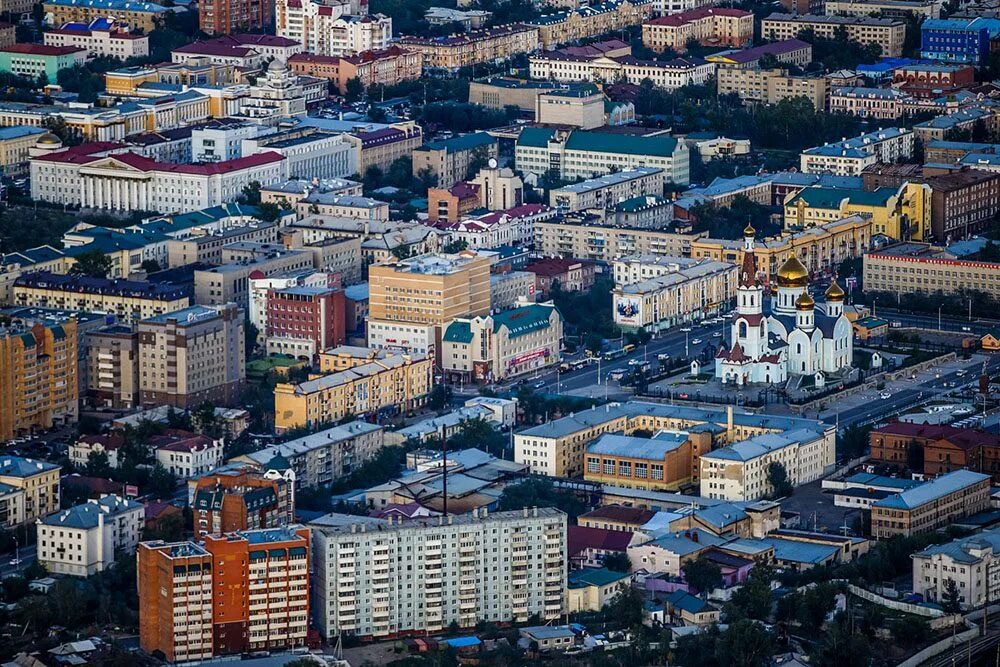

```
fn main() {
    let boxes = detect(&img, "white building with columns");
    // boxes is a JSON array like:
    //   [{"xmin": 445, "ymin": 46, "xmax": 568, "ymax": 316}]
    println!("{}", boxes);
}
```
[
  {"xmin": 30, "ymin": 142, "xmax": 286, "ymax": 214},
  {"xmin": 714, "ymin": 224, "xmax": 853, "ymax": 386}
]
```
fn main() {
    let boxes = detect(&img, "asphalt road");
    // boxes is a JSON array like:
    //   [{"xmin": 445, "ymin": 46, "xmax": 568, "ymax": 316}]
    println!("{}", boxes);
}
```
[{"xmin": 0, "ymin": 545, "xmax": 37, "ymax": 579}]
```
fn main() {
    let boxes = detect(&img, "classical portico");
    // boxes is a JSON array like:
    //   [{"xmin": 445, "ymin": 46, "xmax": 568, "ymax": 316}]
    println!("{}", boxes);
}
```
[{"xmin": 78, "ymin": 158, "xmax": 153, "ymax": 211}]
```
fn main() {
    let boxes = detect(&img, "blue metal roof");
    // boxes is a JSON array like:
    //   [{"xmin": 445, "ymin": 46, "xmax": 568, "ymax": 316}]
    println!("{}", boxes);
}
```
[
  {"xmin": 587, "ymin": 432, "xmax": 687, "ymax": 460},
  {"xmin": 873, "ymin": 469, "xmax": 990, "ymax": 510}
]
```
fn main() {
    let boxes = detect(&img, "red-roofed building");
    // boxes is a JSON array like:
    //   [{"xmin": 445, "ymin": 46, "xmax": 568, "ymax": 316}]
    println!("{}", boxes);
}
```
[
  {"xmin": 153, "ymin": 430, "xmax": 224, "ymax": 478},
  {"xmin": 579, "ymin": 504, "xmax": 657, "ymax": 531},
  {"xmin": 0, "ymin": 43, "xmax": 86, "ymax": 80},
  {"xmin": 30, "ymin": 144, "xmax": 286, "ymax": 213},
  {"xmin": 643, "ymin": 8, "xmax": 753, "ymax": 53},
  {"xmin": 870, "ymin": 421, "xmax": 1000, "ymax": 482},
  {"xmin": 567, "ymin": 525, "xmax": 634, "ymax": 569},
  {"xmin": 70, "ymin": 433, "xmax": 126, "ymax": 469},
  {"xmin": 427, "ymin": 182, "xmax": 482, "ymax": 222},
  {"xmin": 524, "ymin": 257, "xmax": 596, "ymax": 298}
]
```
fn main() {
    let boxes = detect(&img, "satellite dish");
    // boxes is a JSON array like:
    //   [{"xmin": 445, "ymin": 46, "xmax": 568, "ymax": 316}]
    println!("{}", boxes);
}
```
[{"xmin": 488, "ymin": 158, "xmax": 498, "ymax": 169}]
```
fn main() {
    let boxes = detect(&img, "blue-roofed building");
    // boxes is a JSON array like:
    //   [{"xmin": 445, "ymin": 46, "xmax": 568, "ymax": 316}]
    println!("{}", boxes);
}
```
[
  {"xmin": 567, "ymin": 567, "xmax": 632, "ymax": 612},
  {"xmin": 800, "ymin": 127, "xmax": 915, "ymax": 176},
  {"xmin": 442, "ymin": 302, "xmax": 562, "ymax": 384},
  {"xmin": 871, "ymin": 469, "xmax": 991, "ymax": 538},
  {"xmin": 37, "ymin": 494, "xmax": 144, "ymax": 577},
  {"xmin": 921, "ymin": 18, "xmax": 1000, "ymax": 64},
  {"xmin": 912, "ymin": 528, "xmax": 1000, "ymax": 609},
  {"xmin": 759, "ymin": 537, "xmax": 840, "ymax": 571},
  {"xmin": 663, "ymin": 589, "xmax": 721, "ymax": 626},
  {"xmin": 584, "ymin": 431, "xmax": 694, "ymax": 491},
  {"xmin": 412, "ymin": 131, "xmax": 497, "ymax": 187}
]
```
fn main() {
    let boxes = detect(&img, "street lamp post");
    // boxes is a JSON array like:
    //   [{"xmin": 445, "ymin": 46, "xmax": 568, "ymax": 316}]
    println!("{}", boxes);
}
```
[{"xmin": 685, "ymin": 331, "xmax": 689, "ymax": 358}]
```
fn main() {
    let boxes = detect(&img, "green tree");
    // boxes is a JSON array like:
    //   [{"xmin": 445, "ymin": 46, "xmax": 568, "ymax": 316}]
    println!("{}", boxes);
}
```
[
  {"xmin": 428, "ymin": 384, "xmax": 452, "ymax": 410},
  {"xmin": 256, "ymin": 201, "xmax": 284, "ymax": 222},
  {"xmin": 363, "ymin": 165, "xmax": 384, "ymax": 192},
  {"xmin": 69, "ymin": 249, "xmax": 113, "ymax": 278},
  {"xmin": 606, "ymin": 584, "xmax": 645, "ymax": 628},
  {"xmin": 683, "ymin": 557, "xmax": 723, "ymax": 595},
  {"xmin": 718, "ymin": 619, "xmax": 774, "ymax": 667},
  {"xmin": 812, "ymin": 613, "xmax": 873, "ymax": 667},
  {"xmin": 602, "ymin": 551, "xmax": 632, "ymax": 572},
  {"xmin": 443, "ymin": 239, "xmax": 469, "ymax": 254},
  {"xmin": 766, "ymin": 461, "xmax": 793, "ymax": 499},
  {"xmin": 890, "ymin": 616, "xmax": 929, "ymax": 648},
  {"xmin": 240, "ymin": 181, "xmax": 262, "ymax": 206},
  {"xmin": 147, "ymin": 464, "xmax": 178, "ymax": 497},
  {"xmin": 140, "ymin": 259, "xmax": 161, "ymax": 273},
  {"xmin": 498, "ymin": 478, "xmax": 586, "ymax": 519},
  {"xmin": 386, "ymin": 156, "xmax": 414, "ymax": 189},
  {"xmin": 942, "ymin": 578, "xmax": 962, "ymax": 612},
  {"xmin": 344, "ymin": 76, "xmax": 364, "ymax": 103},
  {"xmin": 85, "ymin": 450, "xmax": 112, "ymax": 478},
  {"xmin": 727, "ymin": 567, "xmax": 774, "ymax": 620}
]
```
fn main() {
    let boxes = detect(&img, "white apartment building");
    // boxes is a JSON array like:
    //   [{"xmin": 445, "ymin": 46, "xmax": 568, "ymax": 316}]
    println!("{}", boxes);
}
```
[
  {"xmin": 44, "ymin": 27, "xmax": 149, "ymax": 59},
  {"xmin": 310, "ymin": 508, "xmax": 567, "ymax": 639},
  {"xmin": 69, "ymin": 434, "xmax": 123, "ymax": 469},
  {"xmin": 191, "ymin": 122, "xmax": 258, "ymax": 162},
  {"xmin": 912, "ymin": 530, "xmax": 1000, "ymax": 609},
  {"xmin": 654, "ymin": 0, "xmax": 714, "ymax": 16},
  {"xmin": 37, "ymin": 494, "xmax": 144, "ymax": 577},
  {"xmin": 799, "ymin": 127, "xmax": 914, "ymax": 176},
  {"xmin": 327, "ymin": 15, "xmax": 393, "ymax": 56},
  {"xmin": 549, "ymin": 168, "xmax": 663, "ymax": 212},
  {"xmin": 275, "ymin": 0, "xmax": 388, "ymax": 56},
  {"xmin": 242, "ymin": 130, "xmax": 356, "ymax": 181},
  {"xmin": 528, "ymin": 52, "xmax": 715, "ymax": 91},
  {"xmin": 611, "ymin": 256, "xmax": 737, "ymax": 332},
  {"xmin": 516, "ymin": 127, "xmax": 690, "ymax": 186},
  {"xmin": 699, "ymin": 428, "xmax": 835, "ymax": 501},
  {"xmin": 30, "ymin": 144, "xmax": 286, "ymax": 214},
  {"xmin": 154, "ymin": 435, "xmax": 224, "ymax": 479}
]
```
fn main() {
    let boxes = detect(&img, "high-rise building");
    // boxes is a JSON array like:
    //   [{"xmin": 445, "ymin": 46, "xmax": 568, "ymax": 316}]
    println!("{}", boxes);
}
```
[
  {"xmin": 367, "ymin": 251, "xmax": 491, "ymax": 358},
  {"xmin": 138, "ymin": 526, "xmax": 310, "ymax": 661},
  {"xmin": 137, "ymin": 304, "xmax": 246, "ymax": 409},
  {"xmin": 0, "ymin": 317, "xmax": 79, "ymax": 441},
  {"xmin": 200, "ymin": 0, "xmax": 275, "ymax": 35},
  {"xmin": 311, "ymin": 508, "xmax": 566, "ymax": 640}
]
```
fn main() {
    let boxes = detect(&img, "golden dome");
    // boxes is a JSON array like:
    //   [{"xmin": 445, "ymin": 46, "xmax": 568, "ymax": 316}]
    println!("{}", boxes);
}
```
[
  {"xmin": 776, "ymin": 256, "xmax": 809, "ymax": 288},
  {"xmin": 743, "ymin": 223, "xmax": 755, "ymax": 237},
  {"xmin": 825, "ymin": 280, "xmax": 846, "ymax": 302},
  {"xmin": 36, "ymin": 132, "xmax": 61, "ymax": 145},
  {"xmin": 796, "ymin": 291, "xmax": 815, "ymax": 310}
]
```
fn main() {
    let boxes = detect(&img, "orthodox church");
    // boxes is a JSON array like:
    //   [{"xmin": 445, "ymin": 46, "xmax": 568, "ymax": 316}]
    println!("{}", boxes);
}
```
[{"xmin": 714, "ymin": 225, "xmax": 854, "ymax": 387}]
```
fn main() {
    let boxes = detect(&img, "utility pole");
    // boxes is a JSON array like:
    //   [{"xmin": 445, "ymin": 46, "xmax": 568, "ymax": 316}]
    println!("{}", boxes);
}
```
[{"xmin": 442, "ymin": 432, "xmax": 448, "ymax": 516}]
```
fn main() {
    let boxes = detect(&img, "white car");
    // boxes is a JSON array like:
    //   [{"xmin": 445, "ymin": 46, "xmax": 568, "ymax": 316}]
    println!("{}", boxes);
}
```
[
  {"xmin": 879, "ymin": 392, "xmax": 892, "ymax": 400},
  {"xmin": 628, "ymin": 359, "xmax": 642, "ymax": 366},
  {"xmin": 680, "ymin": 327, "xmax": 692, "ymax": 332},
  {"xmin": 712, "ymin": 332, "xmax": 723, "ymax": 338},
  {"xmin": 691, "ymin": 338, "xmax": 703, "ymax": 345},
  {"xmin": 8, "ymin": 558, "xmax": 20, "ymax": 567}
]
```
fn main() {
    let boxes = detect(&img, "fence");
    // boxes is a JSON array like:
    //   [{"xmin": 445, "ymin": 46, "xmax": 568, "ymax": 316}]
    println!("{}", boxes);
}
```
[{"xmin": 848, "ymin": 584, "xmax": 944, "ymax": 618}]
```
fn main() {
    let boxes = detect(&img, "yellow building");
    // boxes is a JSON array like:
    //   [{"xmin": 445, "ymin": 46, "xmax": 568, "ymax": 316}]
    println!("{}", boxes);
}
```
[
  {"xmin": 0, "ymin": 126, "xmax": 47, "ymax": 176},
  {"xmin": 783, "ymin": 183, "xmax": 931, "ymax": 240},
  {"xmin": 566, "ymin": 568, "xmax": 632, "ymax": 613},
  {"xmin": 273, "ymin": 353, "xmax": 432, "ymax": 432},
  {"xmin": 530, "ymin": 0, "xmax": 653, "ymax": 50},
  {"xmin": 0, "ymin": 456, "xmax": 60, "ymax": 523},
  {"xmin": 716, "ymin": 66, "xmax": 828, "ymax": 110},
  {"xmin": 367, "ymin": 251, "xmax": 492, "ymax": 358},
  {"xmin": 0, "ymin": 318, "xmax": 78, "ymax": 443},
  {"xmin": 760, "ymin": 13, "xmax": 905, "ymax": 57},
  {"xmin": 689, "ymin": 215, "xmax": 872, "ymax": 286},
  {"xmin": 42, "ymin": 0, "xmax": 170, "ymax": 33}
]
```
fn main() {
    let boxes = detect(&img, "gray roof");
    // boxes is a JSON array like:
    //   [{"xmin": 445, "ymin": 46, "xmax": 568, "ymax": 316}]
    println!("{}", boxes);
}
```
[
  {"xmin": 873, "ymin": 469, "xmax": 991, "ymax": 510},
  {"xmin": 913, "ymin": 529, "xmax": 1000, "ymax": 564},
  {"xmin": 245, "ymin": 421, "xmax": 383, "ymax": 465},
  {"xmin": 0, "ymin": 456, "xmax": 59, "ymax": 477},
  {"xmin": 587, "ymin": 432, "xmax": 687, "ymax": 460},
  {"xmin": 39, "ymin": 495, "xmax": 141, "ymax": 529},
  {"xmin": 693, "ymin": 428, "xmax": 822, "ymax": 463}
]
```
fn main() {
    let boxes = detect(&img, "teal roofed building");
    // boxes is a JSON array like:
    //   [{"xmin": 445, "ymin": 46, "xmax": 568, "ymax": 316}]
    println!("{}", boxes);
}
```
[
  {"xmin": 441, "ymin": 302, "xmax": 562, "ymax": 384},
  {"xmin": 515, "ymin": 127, "xmax": 690, "ymax": 186},
  {"xmin": 782, "ymin": 182, "xmax": 931, "ymax": 239}
]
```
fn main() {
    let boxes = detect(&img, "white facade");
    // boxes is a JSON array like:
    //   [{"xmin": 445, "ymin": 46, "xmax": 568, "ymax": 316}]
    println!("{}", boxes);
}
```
[
  {"xmin": 327, "ymin": 15, "xmax": 393, "ymax": 56},
  {"xmin": 44, "ymin": 28, "xmax": 149, "ymax": 59},
  {"xmin": 800, "ymin": 128, "xmax": 914, "ymax": 176},
  {"xmin": 68, "ymin": 436, "xmax": 121, "ymax": 469},
  {"xmin": 155, "ymin": 437, "xmax": 224, "ymax": 478},
  {"xmin": 275, "ymin": 0, "xmax": 389, "ymax": 56},
  {"xmin": 30, "ymin": 147, "xmax": 286, "ymax": 214},
  {"xmin": 243, "ymin": 131, "xmax": 357, "ymax": 181},
  {"xmin": 311, "ymin": 508, "xmax": 567, "ymax": 639},
  {"xmin": 191, "ymin": 123, "xmax": 258, "ymax": 162},
  {"xmin": 912, "ymin": 531, "xmax": 1000, "ymax": 610},
  {"xmin": 36, "ymin": 494, "xmax": 143, "ymax": 577},
  {"xmin": 367, "ymin": 319, "xmax": 437, "ymax": 356},
  {"xmin": 529, "ymin": 53, "xmax": 715, "ymax": 91},
  {"xmin": 237, "ymin": 61, "xmax": 308, "ymax": 124}
]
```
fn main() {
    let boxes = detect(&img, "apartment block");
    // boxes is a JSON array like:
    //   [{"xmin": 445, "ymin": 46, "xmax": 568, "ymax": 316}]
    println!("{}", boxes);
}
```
[
  {"xmin": 0, "ymin": 456, "xmax": 60, "ymax": 523},
  {"xmin": 338, "ymin": 46, "xmax": 422, "ymax": 94},
  {"xmin": 528, "ymin": 0, "xmax": 653, "ymax": 50},
  {"xmin": 534, "ymin": 220, "xmax": 698, "ymax": 262},
  {"xmin": 193, "ymin": 245, "xmax": 314, "ymax": 308},
  {"xmin": 234, "ymin": 420, "xmax": 385, "ymax": 488},
  {"xmin": 828, "ymin": 86, "xmax": 908, "ymax": 119},
  {"xmin": 345, "ymin": 122, "xmax": 423, "ymax": 174},
  {"xmin": 528, "ymin": 50, "xmax": 715, "ymax": 91},
  {"xmin": 549, "ymin": 168, "xmax": 664, "ymax": 213},
  {"xmin": 399, "ymin": 23, "xmax": 541, "ymax": 71},
  {"xmin": 912, "ymin": 529, "xmax": 1000, "ymax": 610},
  {"xmin": 761, "ymin": 13, "xmax": 906, "ymax": 57},
  {"xmin": 138, "ymin": 526, "xmax": 310, "ymax": 661},
  {"xmin": 83, "ymin": 325, "xmax": 139, "ymax": 410},
  {"xmin": 199, "ymin": 0, "xmax": 275, "ymax": 34},
  {"xmin": 411, "ymin": 132, "xmax": 497, "ymax": 188},
  {"xmin": 716, "ymin": 67, "xmax": 829, "ymax": 110},
  {"xmin": 273, "ymin": 352, "xmax": 432, "ymax": 432},
  {"xmin": 0, "ymin": 318, "xmax": 78, "ymax": 441},
  {"xmin": 44, "ymin": 0, "xmax": 171, "ymax": 33},
  {"xmin": 800, "ymin": 127, "xmax": 914, "ymax": 176},
  {"xmin": 704, "ymin": 38, "xmax": 812, "ymax": 69},
  {"xmin": 367, "ymin": 252, "xmax": 491, "ymax": 358},
  {"xmin": 264, "ymin": 285, "xmax": 346, "ymax": 360},
  {"xmin": 192, "ymin": 469, "xmax": 295, "ymax": 540},
  {"xmin": 863, "ymin": 242, "xmax": 1000, "ymax": 297},
  {"xmin": 926, "ymin": 169, "xmax": 1000, "ymax": 240},
  {"xmin": 871, "ymin": 469, "xmax": 990, "ymax": 538},
  {"xmin": 12, "ymin": 272, "xmax": 190, "ymax": 324},
  {"xmin": 612, "ymin": 256, "xmax": 737, "ymax": 332},
  {"xmin": 37, "ymin": 494, "xmax": 143, "ymax": 577},
  {"xmin": 43, "ymin": 24, "xmax": 148, "ymax": 60},
  {"xmin": 825, "ymin": 0, "xmax": 940, "ymax": 18},
  {"xmin": 311, "ymin": 508, "xmax": 567, "ymax": 639},
  {"xmin": 782, "ymin": 183, "xmax": 931, "ymax": 240},
  {"xmin": 642, "ymin": 8, "xmax": 752, "ymax": 52},
  {"xmin": 275, "ymin": 0, "xmax": 362, "ymax": 55},
  {"xmin": 137, "ymin": 304, "xmax": 245, "ymax": 409},
  {"xmin": 153, "ymin": 430, "xmax": 224, "ymax": 479}
]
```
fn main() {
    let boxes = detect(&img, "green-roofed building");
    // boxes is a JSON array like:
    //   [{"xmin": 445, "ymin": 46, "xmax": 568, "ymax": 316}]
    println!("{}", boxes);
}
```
[
  {"xmin": 782, "ymin": 182, "xmax": 931, "ymax": 240},
  {"xmin": 441, "ymin": 302, "xmax": 563, "ymax": 383},
  {"xmin": 567, "ymin": 567, "xmax": 632, "ymax": 611},
  {"xmin": 412, "ymin": 131, "xmax": 498, "ymax": 186},
  {"xmin": 515, "ymin": 127, "xmax": 690, "ymax": 186}
]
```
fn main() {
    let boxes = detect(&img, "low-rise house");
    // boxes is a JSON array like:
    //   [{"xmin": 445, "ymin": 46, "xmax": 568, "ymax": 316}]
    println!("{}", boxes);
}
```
[
  {"xmin": 36, "ymin": 494, "xmax": 143, "ymax": 577},
  {"xmin": 69, "ymin": 434, "xmax": 124, "ymax": 469},
  {"xmin": 152, "ymin": 431, "xmax": 224, "ymax": 479},
  {"xmin": 663, "ymin": 589, "xmax": 720, "ymax": 626},
  {"xmin": 912, "ymin": 528, "xmax": 1000, "ymax": 609},
  {"xmin": 566, "ymin": 567, "xmax": 632, "ymax": 612}
]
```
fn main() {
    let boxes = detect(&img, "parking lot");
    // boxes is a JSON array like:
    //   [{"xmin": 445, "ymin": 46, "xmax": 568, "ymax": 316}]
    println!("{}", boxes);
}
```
[{"xmin": 779, "ymin": 478, "xmax": 863, "ymax": 535}]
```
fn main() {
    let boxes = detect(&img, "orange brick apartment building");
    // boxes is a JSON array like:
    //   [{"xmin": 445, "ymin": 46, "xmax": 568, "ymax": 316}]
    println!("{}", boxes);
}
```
[
  {"xmin": 138, "ymin": 527, "xmax": 310, "ymax": 661},
  {"xmin": 191, "ymin": 468, "xmax": 295, "ymax": 540}
]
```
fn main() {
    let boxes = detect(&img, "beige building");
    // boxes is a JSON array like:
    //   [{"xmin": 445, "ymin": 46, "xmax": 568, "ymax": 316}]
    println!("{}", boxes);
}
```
[
  {"xmin": 828, "ymin": 86, "xmax": 908, "ymax": 120},
  {"xmin": 42, "ymin": 0, "xmax": 170, "ymax": 33},
  {"xmin": 0, "ymin": 456, "xmax": 60, "ymax": 524},
  {"xmin": 529, "ymin": 0, "xmax": 653, "ymax": 50},
  {"xmin": 912, "ymin": 529, "xmax": 1000, "ymax": 611},
  {"xmin": 411, "ymin": 132, "xmax": 497, "ymax": 188},
  {"xmin": 535, "ymin": 220, "xmax": 701, "ymax": 262},
  {"xmin": 761, "ymin": 13, "xmax": 906, "ymax": 57},
  {"xmin": 137, "ymin": 304, "xmax": 245, "ymax": 409},
  {"xmin": 0, "ymin": 318, "xmax": 79, "ymax": 442},
  {"xmin": 690, "ymin": 215, "xmax": 872, "ymax": 286},
  {"xmin": 84, "ymin": 325, "xmax": 139, "ymax": 411},
  {"xmin": 234, "ymin": 420, "xmax": 385, "ymax": 488},
  {"xmin": 642, "ymin": 8, "xmax": 753, "ymax": 53},
  {"xmin": 871, "ymin": 470, "xmax": 990, "ymax": 539},
  {"xmin": 612, "ymin": 256, "xmax": 737, "ymax": 332},
  {"xmin": 367, "ymin": 251, "xmax": 492, "ymax": 358},
  {"xmin": 193, "ymin": 246, "xmax": 314, "ymax": 308},
  {"xmin": 0, "ymin": 126, "xmax": 47, "ymax": 176},
  {"xmin": 442, "ymin": 302, "xmax": 562, "ymax": 383},
  {"xmin": 863, "ymin": 242, "xmax": 1000, "ymax": 297},
  {"xmin": 824, "ymin": 0, "xmax": 940, "ymax": 18},
  {"xmin": 536, "ymin": 86, "xmax": 606, "ymax": 130},
  {"xmin": 273, "ymin": 352, "xmax": 432, "ymax": 432},
  {"xmin": 716, "ymin": 66, "xmax": 829, "ymax": 110},
  {"xmin": 345, "ymin": 122, "xmax": 422, "ymax": 174},
  {"xmin": 549, "ymin": 167, "xmax": 663, "ymax": 212},
  {"xmin": 13, "ymin": 272, "xmax": 190, "ymax": 324},
  {"xmin": 311, "ymin": 508, "xmax": 567, "ymax": 638},
  {"xmin": 800, "ymin": 127, "xmax": 914, "ymax": 176},
  {"xmin": 566, "ymin": 568, "xmax": 631, "ymax": 613},
  {"xmin": 37, "ymin": 494, "xmax": 144, "ymax": 577},
  {"xmin": 469, "ymin": 77, "xmax": 565, "ymax": 113},
  {"xmin": 399, "ymin": 23, "xmax": 540, "ymax": 71}
]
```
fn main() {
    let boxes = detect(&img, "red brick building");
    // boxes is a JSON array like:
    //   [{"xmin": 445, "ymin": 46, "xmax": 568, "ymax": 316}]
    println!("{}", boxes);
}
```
[
  {"xmin": 524, "ymin": 257, "xmax": 596, "ymax": 299},
  {"xmin": 892, "ymin": 63, "xmax": 976, "ymax": 99},
  {"xmin": 869, "ymin": 421, "xmax": 1000, "ymax": 482},
  {"xmin": 192, "ymin": 469, "xmax": 294, "ymax": 540},
  {"xmin": 265, "ymin": 285, "xmax": 346, "ymax": 360},
  {"xmin": 199, "ymin": 0, "xmax": 276, "ymax": 36}
]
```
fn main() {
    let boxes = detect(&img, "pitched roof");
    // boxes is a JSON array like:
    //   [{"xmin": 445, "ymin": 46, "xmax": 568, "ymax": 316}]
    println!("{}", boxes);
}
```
[
  {"xmin": 580, "ymin": 504, "xmax": 657, "ymax": 525},
  {"xmin": 873, "ymin": 469, "xmax": 991, "ymax": 510},
  {"xmin": 567, "ymin": 525, "xmax": 633, "ymax": 556},
  {"xmin": 491, "ymin": 303, "xmax": 557, "ymax": 338}
]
